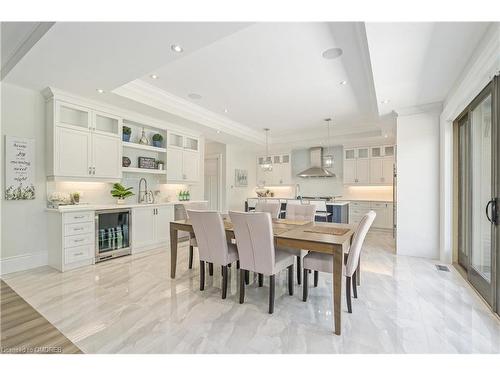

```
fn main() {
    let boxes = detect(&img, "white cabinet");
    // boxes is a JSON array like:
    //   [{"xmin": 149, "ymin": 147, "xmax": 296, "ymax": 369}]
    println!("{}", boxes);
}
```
[
  {"xmin": 132, "ymin": 205, "xmax": 174, "ymax": 252},
  {"xmin": 344, "ymin": 144, "xmax": 395, "ymax": 186},
  {"xmin": 369, "ymin": 157, "xmax": 394, "ymax": 184},
  {"xmin": 343, "ymin": 148, "xmax": 369, "ymax": 184},
  {"xmin": 167, "ymin": 148, "xmax": 199, "ymax": 183},
  {"xmin": 183, "ymin": 151, "xmax": 199, "ymax": 182},
  {"xmin": 55, "ymin": 127, "xmax": 92, "ymax": 178},
  {"xmin": 256, "ymin": 153, "xmax": 291, "ymax": 186},
  {"xmin": 92, "ymin": 133, "xmax": 122, "ymax": 178},
  {"xmin": 167, "ymin": 148, "xmax": 183, "ymax": 181},
  {"xmin": 348, "ymin": 201, "xmax": 393, "ymax": 229}
]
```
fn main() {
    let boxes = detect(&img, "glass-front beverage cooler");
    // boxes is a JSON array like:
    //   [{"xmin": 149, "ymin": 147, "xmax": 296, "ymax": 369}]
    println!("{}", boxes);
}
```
[{"xmin": 95, "ymin": 209, "xmax": 131, "ymax": 262}]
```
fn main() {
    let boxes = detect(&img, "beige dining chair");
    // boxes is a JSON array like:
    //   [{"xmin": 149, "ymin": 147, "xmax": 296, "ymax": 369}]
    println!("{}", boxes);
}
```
[
  {"xmin": 247, "ymin": 198, "xmax": 259, "ymax": 211},
  {"xmin": 284, "ymin": 203, "xmax": 316, "ymax": 285},
  {"xmin": 188, "ymin": 210, "xmax": 239, "ymax": 299},
  {"xmin": 180, "ymin": 201, "xmax": 209, "ymax": 270},
  {"xmin": 309, "ymin": 200, "xmax": 332, "ymax": 222},
  {"xmin": 229, "ymin": 211, "xmax": 295, "ymax": 314},
  {"xmin": 255, "ymin": 200, "xmax": 280, "ymax": 219},
  {"xmin": 302, "ymin": 210, "xmax": 376, "ymax": 313}
]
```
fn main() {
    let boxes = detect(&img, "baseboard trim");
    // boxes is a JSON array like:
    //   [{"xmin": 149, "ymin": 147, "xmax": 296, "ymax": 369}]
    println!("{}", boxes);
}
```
[{"xmin": 0, "ymin": 251, "xmax": 48, "ymax": 275}]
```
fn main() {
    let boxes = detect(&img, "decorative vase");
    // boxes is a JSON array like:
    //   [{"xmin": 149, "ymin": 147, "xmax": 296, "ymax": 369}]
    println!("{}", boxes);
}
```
[
  {"xmin": 157, "ymin": 164, "xmax": 163, "ymax": 170},
  {"xmin": 116, "ymin": 198, "xmax": 125, "ymax": 205},
  {"xmin": 122, "ymin": 157, "xmax": 131, "ymax": 167},
  {"xmin": 122, "ymin": 133, "xmax": 131, "ymax": 142},
  {"xmin": 153, "ymin": 140, "xmax": 162, "ymax": 148},
  {"xmin": 139, "ymin": 128, "xmax": 149, "ymax": 145}
]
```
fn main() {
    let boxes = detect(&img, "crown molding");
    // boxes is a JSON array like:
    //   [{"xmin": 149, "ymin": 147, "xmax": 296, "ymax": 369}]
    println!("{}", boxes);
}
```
[
  {"xmin": 395, "ymin": 101, "xmax": 443, "ymax": 117},
  {"xmin": 113, "ymin": 80, "xmax": 265, "ymax": 145}
]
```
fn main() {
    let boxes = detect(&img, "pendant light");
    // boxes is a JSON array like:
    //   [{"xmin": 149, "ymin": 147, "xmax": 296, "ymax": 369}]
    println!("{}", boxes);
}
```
[
  {"xmin": 260, "ymin": 128, "xmax": 273, "ymax": 171},
  {"xmin": 323, "ymin": 118, "xmax": 333, "ymax": 168}
]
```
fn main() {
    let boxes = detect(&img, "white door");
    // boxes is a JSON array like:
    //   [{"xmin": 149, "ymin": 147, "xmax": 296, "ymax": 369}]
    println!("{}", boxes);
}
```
[
  {"xmin": 155, "ymin": 206, "xmax": 174, "ymax": 243},
  {"xmin": 356, "ymin": 159, "xmax": 370, "ymax": 184},
  {"xmin": 370, "ymin": 158, "xmax": 383, "ymax": 184},
  {"xmin": 204, "ymin": 156, "xmax": 221, "ymax": 211},
  {"xmin": 132, "ymin": 207, "xmax": 156, "ymax": 248},
  {"xmin": 167, "ymin": 148, "xmax": 183, "ymax": 181},
  {"xmin": 55, "ymin": 127, "xmax": 91, "ymax": 177},
  {"xmin": 92, "ymin": 133, "xmax": 121, "ymax": 178},
  {"xmin": 183, "ymin": 151, "xmax": 199, "ymax": 182},
  {"xmin": 343, "ymin": 159, "xmax": 356, "ymax": 184},
  {"xmin": 382, "ymin": 158, "xmax": 394, "ymax": 184}
]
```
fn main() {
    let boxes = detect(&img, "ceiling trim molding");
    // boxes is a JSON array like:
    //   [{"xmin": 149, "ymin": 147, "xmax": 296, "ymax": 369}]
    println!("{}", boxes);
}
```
[
  {"xmin": 113, "ymin": 79, "xmax": 265, "ymax": 145},
  {"xmin": 395, "ymin": 101, "xmax": 443, "ymax": 117}
]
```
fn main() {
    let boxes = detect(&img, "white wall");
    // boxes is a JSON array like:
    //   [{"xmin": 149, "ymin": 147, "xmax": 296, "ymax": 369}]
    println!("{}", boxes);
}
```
[
  {"xmin": 1, "ymin": 83, "xmax": 48, "ymax": 271},
  {"xmin": 397, "ymin": 109, "xmax": 441, "ymax": 259},
  {"xmin": 226, "ymin": 144, "xmax": 257, "ymax": 211}
]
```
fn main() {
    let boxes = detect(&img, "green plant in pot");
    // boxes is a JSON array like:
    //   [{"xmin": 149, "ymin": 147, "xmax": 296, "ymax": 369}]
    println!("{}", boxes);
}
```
[
  {"xmin": 152, "ymin": 133, "xmax": 163, "ymax": 148},
  {"xmin": 111, "ymin": 183, "xmax": 134, "ymax": 204},
  {"xmin": 122, "ymin": 126, "xmax": 132, "ymax": 142}
]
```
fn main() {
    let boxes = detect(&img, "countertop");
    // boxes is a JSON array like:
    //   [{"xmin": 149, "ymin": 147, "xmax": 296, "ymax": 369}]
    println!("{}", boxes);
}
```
[
  {"xmin": 46, "ymin": 200, "xmax": 208, "ymax": 213},
  {"xmin": 246, "ymin": 198, "xmax": 349, "ymax": 206}
]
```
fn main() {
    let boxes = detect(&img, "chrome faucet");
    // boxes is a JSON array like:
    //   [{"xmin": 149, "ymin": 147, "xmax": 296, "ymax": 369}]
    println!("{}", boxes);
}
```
[
  {"xmin": 138, "ymin": 178, "xmax": 148, "ymax": 203},
  {"xmin": 295, "ymin": 184, "xmax": 301, "ymax": 199}
]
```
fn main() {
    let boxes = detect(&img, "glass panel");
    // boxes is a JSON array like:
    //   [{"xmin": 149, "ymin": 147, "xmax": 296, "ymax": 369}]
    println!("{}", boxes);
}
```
[
  {"xmin": 95, "ymin": 113, "xmax": 119, "ymax": 135},
  {"xmin": 98, "ymin": 211, "xmax": 130, "ymax": 253},
  {"xmin": 470, "ymin": 94, "xmax": 492, "ymax": 282},
  {"xmin": 282, "ymin": 154, "xmax": 290, "ymax": 163},
  {"xmin": 384, "ymin": 146, "xmax": 395, "ymax": 156},
  {"xmin": 59, "ymin": 104, "xmax": 89, "ymax": 129},
  {"xmin": 357, "ymin": 148, "xmax": 369, "ymax": 158},
  {"xmin": 273, "ymin": 155, "xmax": 281, "ymax": 163},
  {"xmin": 258, "ymin": 157, "xmax": 264, "ymax": 165},
  {"xmin": 371, "ymin": 147, "xmax": 381, "ymax": 157},
  {"xmin": 345, "ymin": 149, "xmax": 355, "ymax": 159},
  {"xmin": 169, "ymin": 133, "xmax": 183, "ymax": 147},
  {"xmin": 184, "ymin": 137, "xmax": 198, "ymax": 151},
  {"xmin": 458, "ymin": 116, "xmax": 469, "ymax": 267}
]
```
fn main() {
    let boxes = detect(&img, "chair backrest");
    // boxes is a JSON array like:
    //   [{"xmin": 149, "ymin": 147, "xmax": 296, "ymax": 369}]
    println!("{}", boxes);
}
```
[
  {"xmin": 345, "ymin": 210, "xmax": 376, "ymax": 277},
  {"xmin": 255, "ymin": 200, "xmax": 280, "ymax": 218},
  {"xmin": 187, "ymin": 210, "xmax": 229, "ymax": 265},
  {"xmin": 183, "ymin": 201, "xmax": 209, "ymax": 218},
  {"xmin": 247, "ymin": 198, "xmax": 258, "ymax": 209},
  {"xmin": 229, "ymin": 211, "xmax": 275, "ymax": 275},
  {"xmin": 286, "ymin": 203, "xmax": 316, "ymax": 222},
  {"xmin": 310, "ymin": 199, "xmax": 328, "ymax": 212}
]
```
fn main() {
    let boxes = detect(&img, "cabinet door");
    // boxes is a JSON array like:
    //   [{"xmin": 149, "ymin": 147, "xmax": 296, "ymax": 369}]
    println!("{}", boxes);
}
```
[
  {"xmin": 271, "ymin": 162, "xmax": 282, "ymax": 185},
  {"xmin": 280, "ymin": 158, "xmax": 291, "ymax": 185},
  {"xmin": 370, "ymin": 158, "xmax": 383, "ymax": 184},
  {"xmin": 167, "ymin": 148, "xmax": 183, "ymax": 181},
  {"xmin": 371, "ymin": 146, "xmax": 382, "ymax": 158},
  {"xmin": 56, "ymin": 101, "xmax": 91, "ymax": 131},
  {"xmin": 155, "ymin": 206, "xmax": 175, "ymax": 243},
  {"xmin": 183, "ymin": 151, "xmax": 199, "ymax": 182},
  {"xmin": 372, "ymin": 208, "xmax": 387, "ymax": 228},
  {"xmin": 382, "ymin": 158, "xmax": 394, "ymax": 184},
  {"xmin": 93, "ymin": 111, "xmax": 121, "ymax": 137},
  {"xmin": 256, "ymin": 162, "xmax": 265, "ymax": 186},
  {"xmin": 344, "ymin": 148, "xmax": 356, "ymax": 160},
  {"xmin": 55, "ymin": 127, "xmax": 91, "ymax": 177},
  {"xmin": 357, "ymin": 148, "xmax": 369, "ymax": 159},
  {"xmin": 356, "ymin": 159, "xmax": 370, "ymax": 183},
  {"xmin": 132, "ymin": 207, "xmax": 156, "ymax": 249},
  {"xmin": 343, "ymin": 159, "xmax": 356, "ymax": 184},
  {"xmin": 92, "ymin": 133, "xmax": 121, "ymax": 178}
]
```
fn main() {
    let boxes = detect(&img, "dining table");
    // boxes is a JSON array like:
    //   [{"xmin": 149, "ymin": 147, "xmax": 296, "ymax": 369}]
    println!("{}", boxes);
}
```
[{"xmin": 169, "ymin": 217, "xmax": 354, "ymax": 335}]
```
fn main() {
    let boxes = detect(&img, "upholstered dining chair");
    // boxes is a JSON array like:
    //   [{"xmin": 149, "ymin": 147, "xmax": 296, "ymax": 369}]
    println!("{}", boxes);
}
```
[
  {"xmin": 180, "ymin": 201, "xmax": 209, "ymax": 270},
  {"xmin": 255, "ymin": 200, "xmax": 281, "ymax": 219},
  {"xmin": 187, "ymin": 210, "xmax": 239, "ymax": 299},
  {"xmin": 302, "ymin": 211, "xmax": 376, "ymax": 313},
  {"xmin": 284, "ymin": 203, "xmax": 316, "ymax": 285},
  {"xmin": 309, "ymin": 200, "xmax": 332, "ymax": 222},
  {"xmin": 229, "ymin": 211, "xmax": 295, "ymax": 314}
]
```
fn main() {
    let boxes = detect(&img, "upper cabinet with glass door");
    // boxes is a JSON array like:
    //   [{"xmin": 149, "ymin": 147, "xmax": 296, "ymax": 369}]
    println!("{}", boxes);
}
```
[
  {"xmin": 93, "ymin": 111, "xmax": 121, "ymax": 138},
  {"xmin": 56, "ymin": 101, "xmax": 92, "ymax": 131}
]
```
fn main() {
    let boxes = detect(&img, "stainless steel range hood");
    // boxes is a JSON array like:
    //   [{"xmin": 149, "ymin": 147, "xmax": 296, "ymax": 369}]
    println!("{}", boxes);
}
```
[{"xmin": 297, "ymin": 147, "xmax": 335, "ymax": 178}]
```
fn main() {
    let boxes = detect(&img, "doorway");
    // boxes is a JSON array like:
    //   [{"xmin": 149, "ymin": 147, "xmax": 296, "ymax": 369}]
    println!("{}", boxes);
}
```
[
  {"xmin": 204, "ymin": 154, "xmax": 223, "ymax": 212},
  {"xmin": 455, "ymin": 77, "xmax": 499, "ymax": 310}
]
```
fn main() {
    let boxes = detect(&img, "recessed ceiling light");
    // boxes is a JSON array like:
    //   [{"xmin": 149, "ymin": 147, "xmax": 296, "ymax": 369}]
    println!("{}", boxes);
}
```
[
  {"xmin": 171, "ymin": 44, "xmax": 183, "ymax": 53},
  {"xmin": 150, "ymin": 74, "xmax": 159, "ymax": 79},
  {"xmin": 224, "ymin": 109, "xmax": 228, "ymax": 113},
  {"xmin": 216, "ymin": 130, "xmax": 221, "ymax": 134},
  {"xmin": 188, "ymin": 93, "xmax": 202, "ymax": 100},
  {"xmin": 96, "ymin": 89, "xmax": 104, "ymax": 94},
  {"xmin": 384, "ymin": 134, "xmax": 388, "ymax": 138},
  {"xmin": 340, "ymin": 80, "xmax": 347, "ymax": 85},
  {"xmin": 322, "ymin": 47, "xmax": 343, "ymax": 60},
  {"xmin": 381, "ymin": 99, "xmax": 390, "ymax": 104}
]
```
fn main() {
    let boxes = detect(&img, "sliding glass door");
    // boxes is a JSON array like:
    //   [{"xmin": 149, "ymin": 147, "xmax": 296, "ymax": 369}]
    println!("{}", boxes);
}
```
[{"xmin": 456, "ymin": 77, "xmax": 498, "ymax": 309}]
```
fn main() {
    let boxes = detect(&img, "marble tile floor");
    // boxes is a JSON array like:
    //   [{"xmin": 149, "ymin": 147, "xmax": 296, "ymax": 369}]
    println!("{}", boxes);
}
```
[{"xmin": 2, "ymin": 231, "xmax": 500, "ymax": 354}]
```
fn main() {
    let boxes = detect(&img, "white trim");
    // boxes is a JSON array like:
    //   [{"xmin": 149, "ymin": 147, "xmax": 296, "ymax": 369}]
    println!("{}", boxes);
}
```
[
  {"xmin": 395, "ymin": 101, "xmax": 443, "ymax": 117},
  {"xmin": 204, "ymin": 153, "xmax": 224, "ymax": 212},
  {"xmin": 0, "ymin": 251, "xmax": 48, "ymax": 275}
]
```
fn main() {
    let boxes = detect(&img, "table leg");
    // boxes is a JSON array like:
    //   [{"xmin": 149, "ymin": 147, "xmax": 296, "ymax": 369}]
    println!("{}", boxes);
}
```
[
  {"xmin": 333, "ymin": 247, "xmax": 342, "ymax": 335},
  {"xmin": 170, "ymin": 226, "xmax": 178, "ymax": 279}
]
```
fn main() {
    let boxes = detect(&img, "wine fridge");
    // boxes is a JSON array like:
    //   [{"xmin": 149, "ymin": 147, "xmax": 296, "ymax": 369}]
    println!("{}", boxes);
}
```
[{"xmin": 95, "ymin": 209, "xmax": 132, "ymax": 262}]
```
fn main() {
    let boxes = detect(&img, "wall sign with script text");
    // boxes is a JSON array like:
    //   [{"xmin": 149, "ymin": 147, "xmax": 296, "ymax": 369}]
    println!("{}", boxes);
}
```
[{"xmin": 5, "ymin": 136, "xmax": 35, "ymax": 200}]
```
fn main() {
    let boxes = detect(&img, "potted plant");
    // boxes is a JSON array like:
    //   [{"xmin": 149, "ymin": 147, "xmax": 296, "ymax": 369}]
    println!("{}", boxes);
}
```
[
  {"xmin": 152, "ymin": 133, "xmax": 163, "ymax": 148},
  {"xmin": 110, "ymin": 183, "xmax": 134, "ymax": 204},
  {"xmin": 122, "ymin": 126, "xmax": 132, "ymax": 142},
  {"xmin": 156, "ymin": 160, "xmax": 164, "ymax": 170},
  {"xmin": 71, "ymin": 192, "xmax": 80, "ymax": 204}
]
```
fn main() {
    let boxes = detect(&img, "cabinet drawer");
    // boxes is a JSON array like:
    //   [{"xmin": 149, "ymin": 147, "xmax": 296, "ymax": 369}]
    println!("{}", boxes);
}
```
[
  {"xmin": 65, "ymin": 244, "xmax": 93, "ymax": 264},
  {"xmin": 63, "ymin": 211, "xmax": 94, "ymax": 224},
  {"xmin": 350, "ymin": 201, "xmax": 371, "ymax": 209},
  {"xmin": 371, "ymin": 202, "xmax": 389, "ymax": 209},
  {"xmin": 64, "ymin": 233, "xmax": 94, "ymax": 248},
  {"xmin": 64, "ymin": 222, "xmax": 94, "ymax": 236}
]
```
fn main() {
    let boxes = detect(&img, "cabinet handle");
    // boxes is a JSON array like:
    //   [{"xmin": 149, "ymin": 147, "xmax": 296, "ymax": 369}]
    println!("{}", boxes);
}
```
[
  {"xmin": 88, "ymin": 167, "xmax": 91, "ymax": 175},
  {"xmin": 74, "ymin": 215, "xmax": 85, "ymax": 219},
  {"xmin": 74, "ymin": 252, "xmax": 84, "ymax": 256},
  {"xmin": 74, "ymin": 227, "xmax": 84, "ymax": 231},
  {"xmin": 74, "ymin": 238, "xmax": 85, "ymax": 243}
]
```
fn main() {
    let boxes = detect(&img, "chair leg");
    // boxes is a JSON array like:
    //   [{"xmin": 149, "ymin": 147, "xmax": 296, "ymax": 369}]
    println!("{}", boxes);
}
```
[
  {"xmin": 314, "ymin": 271, "xmax": 319, "ymax": 287},
  {"xmin": 222, "ymin": 265, "xmax": 228, "ymax": 299},
  {"xmin": 208, "ymin": 262, "xmax": 214, "ymax": 276},
  {"xmin": 356, "ymin": 259, "xmax": 361, "ymax": 286},
  {"xmin": 346, "ymin": 276, "xmax": 352, "ymax": 313},
  {"xmin": 239, "ymin": 269, "xmax": 245, "ymax": 304},
  {"xmin": 352, "ymin": 271, "xmax": 357, "ymax": 299},
  {"xmin": 258, "ymin": 273, "xmax": 263, "ymax": 287},
  {"xmin": 188, "ymin": 246, "xmax": 194, "ymax": 269},
  {"xmin": 245, "ymin": 270, "xmax": 249, "ymax": 285},
  {"xmin": 269, "ymin": 275, "xmax": 275, "ymax": 314},
  {"xmin": 288, "ymin": 265, "xmax": 294, "ymax": 296},
  {"xmin": 200, "ymin": 261, "xmax": 205, "ymax": 291},
  {"xmin": 236, "ymin": 260, "xmax": 240, "ymax": 269},
  {"xmin": 302, "ymin": 268, "xmax": 308, "ymax": 302},
  {"xmin": 296, "ymin": 256, "xmax": 302, "ymax": 285}
]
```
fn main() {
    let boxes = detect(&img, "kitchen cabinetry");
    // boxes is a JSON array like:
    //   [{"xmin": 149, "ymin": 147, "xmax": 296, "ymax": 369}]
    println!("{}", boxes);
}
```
[
  {"xmin": 132, "ymin": 205, "xmax": 175, "ymax": 252},
  {"xmin": 369, "ymin": 157, "xmax": 394, "ymax": 184},
  {"xmin": 343, "ymin": 147, "xmax": 370, "ymax": 184},
  {"xmin": 256, "ymin": 153, "xmax": 291, "ymax": 186},
  {"xmin": 166, "ymin": 130, "xmax": 200, "ymax": 183},
  {"xmin": 344, "ymin": 144, "xmax": 395, "ymax": 186},
  {"xmin": 347, "ymin": 201, "xmax": 393, "ymax": 229}
]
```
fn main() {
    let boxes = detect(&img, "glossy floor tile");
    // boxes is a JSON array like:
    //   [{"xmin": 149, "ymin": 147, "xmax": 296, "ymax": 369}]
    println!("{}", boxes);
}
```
[{"xmin": 2, "ymin": 231, "xmax": 500, "ymax": 353}]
